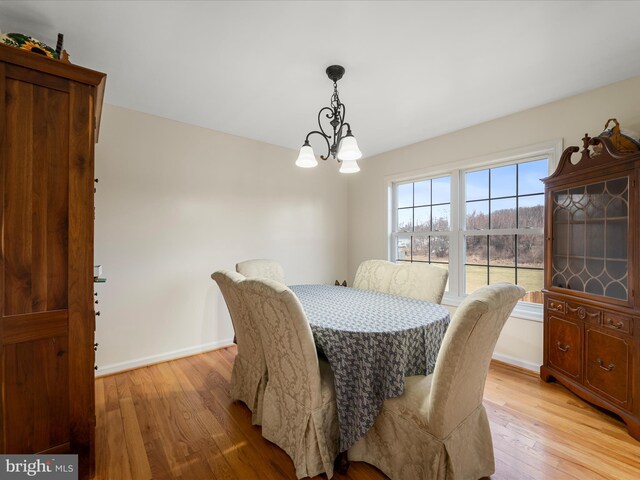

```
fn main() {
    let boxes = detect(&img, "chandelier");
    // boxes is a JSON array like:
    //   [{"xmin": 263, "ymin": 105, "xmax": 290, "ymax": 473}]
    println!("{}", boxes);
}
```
[{"xmin": 295, "ymin": 65, "xmax": 362, "ymax": 173}]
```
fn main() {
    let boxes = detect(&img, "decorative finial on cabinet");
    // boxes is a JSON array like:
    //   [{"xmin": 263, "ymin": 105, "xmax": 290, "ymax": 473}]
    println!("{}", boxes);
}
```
[{"xmin": 581, "ymin": 133, "xmax": 591, "ymax": 161}]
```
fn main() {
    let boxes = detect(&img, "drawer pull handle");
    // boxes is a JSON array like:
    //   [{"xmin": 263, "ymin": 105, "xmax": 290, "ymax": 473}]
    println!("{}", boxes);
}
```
[
  {"xmin": 551, "ymin": 303, "xmax": 563, "ymax": 311},
  {"xmin": 556, "ymin": 341, "xmax": 570, "ymax": 352},
  {"xmin": 596, "ymin": 358, "xmax": 615, "ymax": 372},
  {"xmin": 605, "ymin": 319, "xmax": 624, "ymax": 329},
  {"xmin": 568, "ymin": 305, "xmax": 587, "ymax": 319},
  {"xmin": 567, "ymin": 304, "xmax": 600, "ymax": 320}
]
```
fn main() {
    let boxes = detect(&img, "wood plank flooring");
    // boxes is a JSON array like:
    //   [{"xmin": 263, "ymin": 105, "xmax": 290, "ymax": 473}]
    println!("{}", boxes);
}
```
[{"xmin": 95, "ymin": 347, "xmax": 640, "ymax": 479}]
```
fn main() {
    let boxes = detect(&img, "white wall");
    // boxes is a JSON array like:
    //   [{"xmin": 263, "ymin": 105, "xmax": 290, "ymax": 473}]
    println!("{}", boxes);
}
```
[
  {"xmin": 347, "ymin": 75, "xmax": 640, "ymax": 371},
  {"xmin": 94, "ymin": 105, "xmax": 348, "ymax": 375}
]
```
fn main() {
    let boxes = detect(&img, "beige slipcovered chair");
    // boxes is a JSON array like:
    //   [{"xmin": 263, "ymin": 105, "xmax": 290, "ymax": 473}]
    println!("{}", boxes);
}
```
[
  {"xmin": 235, "ymin": 259, "xmax": 285, "ymax": 284},
  {"xmin": 353, "ymin": 259, "xmax": 449, "ymax": 304},
  {"xmin": 349, "ymin": 283, "xmax": 525, "ymax": 480},
  {"xmin": 240, "ymin": 278, "xmax": 339, "ymax": 479},
  {"xmin": 211, "ymin": 270, "xmax": 267, "ymax": 425}
]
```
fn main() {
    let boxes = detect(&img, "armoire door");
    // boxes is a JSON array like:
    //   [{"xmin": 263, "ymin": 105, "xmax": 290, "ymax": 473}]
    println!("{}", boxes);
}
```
[
  {"xmin": 1, "ymin": 61, "xmax": 73, "ymax": 454},
  {"xmin": 0, "ymin": 60, "xmax": 96, "ymax": 475}
]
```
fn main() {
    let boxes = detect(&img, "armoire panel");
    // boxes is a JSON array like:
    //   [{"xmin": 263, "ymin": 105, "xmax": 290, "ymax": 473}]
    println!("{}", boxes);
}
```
[
  {"xmin": 4, "ymin": 335, "xmax": 70, "ymax": 453},
  {"xmin": 3, "ymin": 78, "xmax": 69, "ymax": 316}
]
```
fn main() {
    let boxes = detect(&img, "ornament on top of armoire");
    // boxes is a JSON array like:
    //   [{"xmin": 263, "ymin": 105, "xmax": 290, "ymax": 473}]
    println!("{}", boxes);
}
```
[
  {"xmin": 54, "ymin": 33, "xmax": 71, "ymax": 64},
  {"xmin": 0, "ymin": 32, "xmax": 59, "ymax": 59},
  {"xmin": 0, "ymin": 31, "xmax": 70, "ymax": 63},
  {"xmin": 592, "ymin": 118, "xmax": 640, "ymax": 156}
]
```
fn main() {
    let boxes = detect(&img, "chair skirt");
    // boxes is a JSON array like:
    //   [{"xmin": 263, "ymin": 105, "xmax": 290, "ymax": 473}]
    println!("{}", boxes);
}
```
[
  {"xmin": 349, "ymin": 404, "xmax": 495, "ymax": 480},
  {"xmin": 230, "ymin": 353, "xmax": 267, "ymax": 425}
]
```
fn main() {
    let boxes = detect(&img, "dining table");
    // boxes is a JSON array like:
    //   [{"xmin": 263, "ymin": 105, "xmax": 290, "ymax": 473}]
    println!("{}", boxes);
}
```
[{"xmin": 289, "ymin": 284, "xmax": 451, "ymax": 452}]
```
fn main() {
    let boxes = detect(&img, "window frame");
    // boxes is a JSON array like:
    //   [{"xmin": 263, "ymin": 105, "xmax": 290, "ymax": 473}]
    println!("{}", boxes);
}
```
[{"xmin": 388, "ymin": 140, "xmax": 562, "ymax": 322}]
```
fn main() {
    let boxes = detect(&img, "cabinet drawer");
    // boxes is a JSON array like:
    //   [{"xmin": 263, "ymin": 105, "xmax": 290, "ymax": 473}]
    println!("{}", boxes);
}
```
[
  {"xmin": 566, "ymin": 302, "xmax": 601, "ymax": 324},
  {"xmin": 585, "ymin": 328, "xmax": 630, "ymax": 408},
  {"xmin": 546, "ymin": 298, "xmax": 565, "ymax": 314},
  {"xmin": 548, "ymin": 316, "xmax": 582, "ymax": 380},
  {"xmin": 602, "ymin": 313, "xmax": 632, "ymax": 335}
]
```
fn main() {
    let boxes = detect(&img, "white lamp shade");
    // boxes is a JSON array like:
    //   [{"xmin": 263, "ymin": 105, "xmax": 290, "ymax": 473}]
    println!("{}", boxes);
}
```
[
  {"xmin": 295, "ymin": 144, "xmax": 318, "ymax": 168},
  {"xmin": 339, "ymin": 159, "xmax": 360, "ymax": 174},
  {"xmin": 337, "ymin": 135, "xmax": 362, "ymax": 161}
]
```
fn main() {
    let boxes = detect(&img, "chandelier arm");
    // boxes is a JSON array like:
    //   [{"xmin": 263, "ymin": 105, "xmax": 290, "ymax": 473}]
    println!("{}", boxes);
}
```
[
  {"xmin": 317, "ymin": 106, "xmax": 335, "ymax": 139},
  {"xmin": 304, "ymin": 130, "xmax": 332, "ymax": 160}
]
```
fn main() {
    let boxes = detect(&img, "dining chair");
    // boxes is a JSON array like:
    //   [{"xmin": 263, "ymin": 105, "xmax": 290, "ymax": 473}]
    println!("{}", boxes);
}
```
[
  {"xmin": 353, "ymin": 259, "xmax": 449, "ymax": 304},
  {"xmin": 235, "ymin": 258, "xmax": 285, "ymax": 284},
  {"xmin": 211, "ymin": 270, "xmax": 268, "ymax": 425},
  {"xmin": 348, "ymin": 283, "xmax": 525, "ymax": 480},
  {"xmin": 240, "ymin": 278, "xmax": 340, "ymax": 479}
]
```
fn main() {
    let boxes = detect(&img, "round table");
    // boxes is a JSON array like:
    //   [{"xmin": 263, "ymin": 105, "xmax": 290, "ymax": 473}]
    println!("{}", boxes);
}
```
[{"xmin": 290, "ymin": 284, "xmax": 451, "ymax": 451}]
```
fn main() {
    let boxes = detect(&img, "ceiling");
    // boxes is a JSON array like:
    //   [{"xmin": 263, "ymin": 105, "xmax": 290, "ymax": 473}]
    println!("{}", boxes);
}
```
[{"xmin": 1, "ymin": 1, "xmax": 640, "ymax": 158}]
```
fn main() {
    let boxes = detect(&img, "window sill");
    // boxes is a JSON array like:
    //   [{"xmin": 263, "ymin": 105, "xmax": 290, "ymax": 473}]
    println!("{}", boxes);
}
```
[{"xmin": 441, "ymin": 293, "xmax": 543, "ymax": 323}]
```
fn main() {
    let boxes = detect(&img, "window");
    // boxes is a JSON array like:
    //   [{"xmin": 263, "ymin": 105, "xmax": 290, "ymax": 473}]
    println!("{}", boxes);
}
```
[
  {"xmin": 395, "ymin": 176, "xmax": 452, "ymax": 280},
  {"xmin": 464, "ymin": 159, "xmax": 546, "ymax": 303},
  {"xmin": 390, "ymin": 143, "xmax": 557, "ymax": 316}
]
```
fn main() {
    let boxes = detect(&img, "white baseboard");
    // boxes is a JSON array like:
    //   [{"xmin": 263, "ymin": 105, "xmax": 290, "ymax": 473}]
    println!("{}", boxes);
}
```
[
  {"xmin": 492, "ymin": 352, "xmax": 539, "ymax": 373},
  {"xmin": 95, "ymin": 340, "xmax": 538, "ymax": 377},
  {"xmin": 95, "ymin": 338, "xmax": 235, "ymax": 377}
]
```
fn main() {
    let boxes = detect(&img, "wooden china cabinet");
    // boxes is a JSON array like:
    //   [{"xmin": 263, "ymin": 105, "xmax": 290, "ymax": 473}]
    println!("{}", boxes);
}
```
[
  {"xmin": 540, "ymin": 134, "xmax": 640, "ymax": 440},
  {"xmin": 0, "ymin": 43, "xmax": 105, "ymax": 478}
]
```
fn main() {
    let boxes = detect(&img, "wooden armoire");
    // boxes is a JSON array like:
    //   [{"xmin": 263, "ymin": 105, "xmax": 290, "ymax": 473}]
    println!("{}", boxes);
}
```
[
  {"xmin": 541, "ymin": 134, "xmax": 640, "ymax": 441},
  {"xmin": 0, "ymin": 44, "xmax": 106, "ymax": 478}
]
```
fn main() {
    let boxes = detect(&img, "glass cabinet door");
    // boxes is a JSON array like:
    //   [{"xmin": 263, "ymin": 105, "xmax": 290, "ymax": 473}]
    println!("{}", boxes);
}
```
[{"xmin": 551, "ymin": 176, "xmax": 629, "ymax": 300}]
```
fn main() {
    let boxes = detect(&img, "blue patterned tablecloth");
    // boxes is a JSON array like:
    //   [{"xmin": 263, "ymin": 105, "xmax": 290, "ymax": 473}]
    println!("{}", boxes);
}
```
[{"xmin": 290, "ymin": 284, "xmax": 450, "ymax": 451}]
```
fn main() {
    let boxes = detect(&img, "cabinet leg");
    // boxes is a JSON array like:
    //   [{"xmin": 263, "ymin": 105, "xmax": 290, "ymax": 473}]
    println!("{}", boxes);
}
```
[
  {"xmin": 624, "ymin": 416, "xmax": 640, "ymax": 442},
  {"xmin": 539, "ymin": 365, "xmax": 555, "ymax": 383}
]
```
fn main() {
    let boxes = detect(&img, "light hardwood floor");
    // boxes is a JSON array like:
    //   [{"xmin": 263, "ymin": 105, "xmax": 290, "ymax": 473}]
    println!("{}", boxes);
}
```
[{"xmin": 95, "ymin": 347, "xmax": 640, "ymax": 479}]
